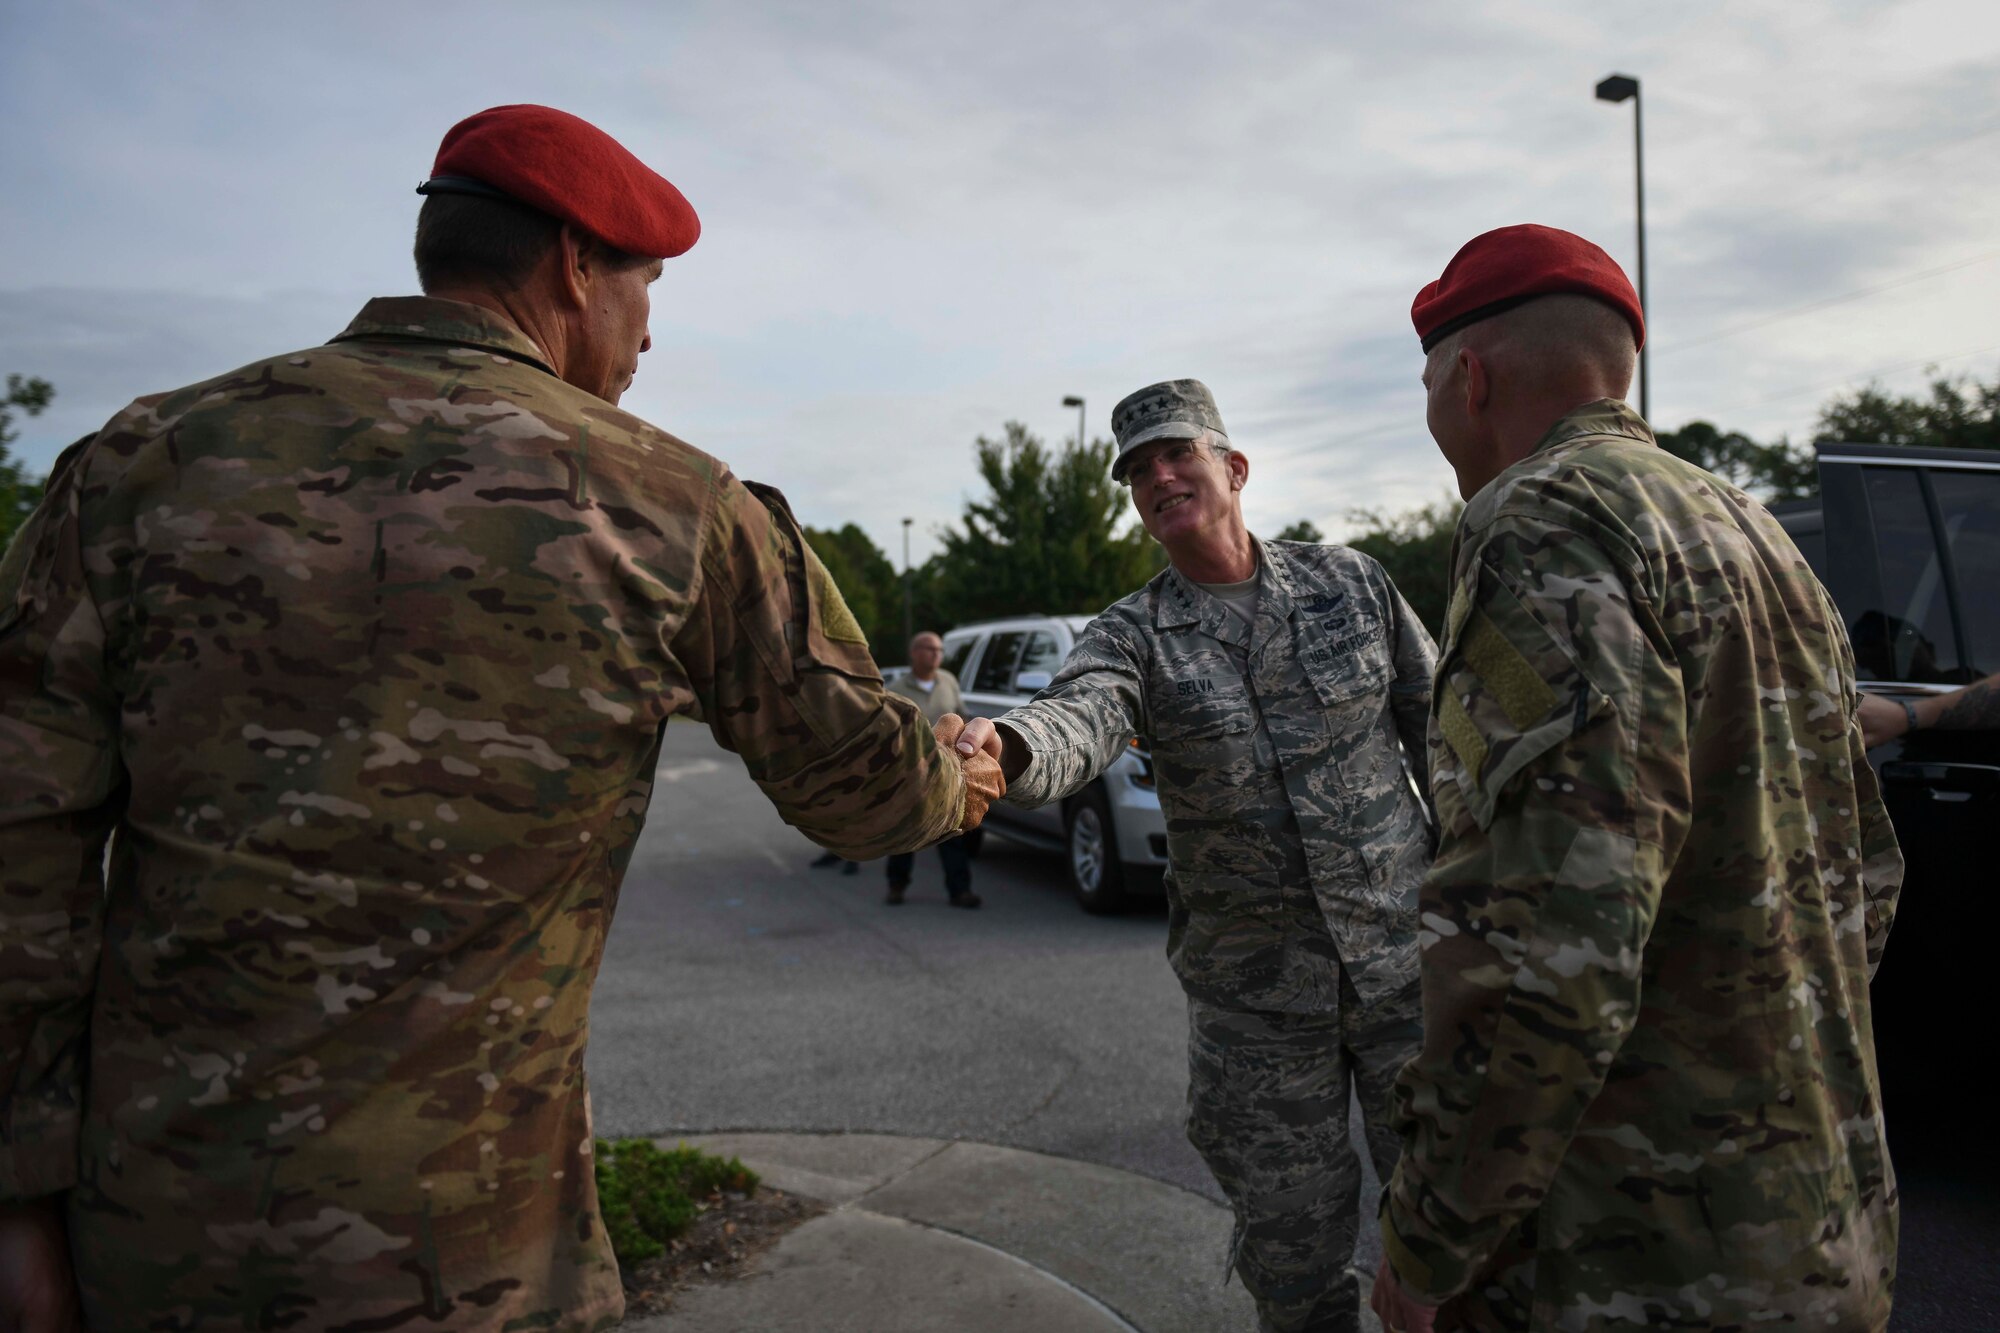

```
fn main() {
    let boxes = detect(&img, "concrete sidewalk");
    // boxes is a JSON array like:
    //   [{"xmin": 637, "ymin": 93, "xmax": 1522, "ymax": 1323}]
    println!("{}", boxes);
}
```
[{"xmin": 623, "ymin": 1132, "xmax": 1383, "ymax": 1333}]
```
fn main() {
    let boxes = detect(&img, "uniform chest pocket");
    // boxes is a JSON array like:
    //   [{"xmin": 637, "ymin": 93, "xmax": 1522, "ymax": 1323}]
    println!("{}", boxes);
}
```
[
  {"xmin": 1299, "ymin": 617, "xmax": 1393, "ymax": 711},
  {"xmin": 1150, "ymin": 658, "xmax": 1255, "ymax": 777},
  {"xmin": 1151, "ymin": 647, "xmax": 1253, "ymax": 749},
  {"xmin": 1152, "ymin": 700, "xmax": 1252, "ymax": 748},
  {"xmin": 1150, "ymin": 700, "xmax": 1256, "ymax": 801}
]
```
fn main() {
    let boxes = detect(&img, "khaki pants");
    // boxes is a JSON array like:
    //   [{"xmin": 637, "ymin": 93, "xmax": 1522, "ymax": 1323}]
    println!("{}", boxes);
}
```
[{"xmin": 1185, "ymin": 975, "xmax": 1422, "ymax": 1333}]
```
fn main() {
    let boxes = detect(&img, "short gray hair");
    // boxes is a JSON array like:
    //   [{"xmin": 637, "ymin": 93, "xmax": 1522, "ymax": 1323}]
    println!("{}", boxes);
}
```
[{"xmin": 1430, "ymin": 293, "xmax": 1637, "ymax": 393}]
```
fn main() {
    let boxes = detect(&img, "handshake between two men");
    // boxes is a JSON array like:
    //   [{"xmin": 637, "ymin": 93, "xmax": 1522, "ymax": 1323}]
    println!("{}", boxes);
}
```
[{"xmin": 934, "ymin": 713, "xmax": 1007, "ymax": 831}]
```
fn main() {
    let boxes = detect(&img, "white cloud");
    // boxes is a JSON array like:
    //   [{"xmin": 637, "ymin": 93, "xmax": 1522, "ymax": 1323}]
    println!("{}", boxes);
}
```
[{"xmin": 3, "ymin": 0, "xmax": 1998, "ymax": 560}]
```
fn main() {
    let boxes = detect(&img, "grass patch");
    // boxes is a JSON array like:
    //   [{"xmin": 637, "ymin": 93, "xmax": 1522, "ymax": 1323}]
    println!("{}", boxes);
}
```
[{"xmin": 594, "ymin": 1138, "xmax": 761, "ymax": 1268}]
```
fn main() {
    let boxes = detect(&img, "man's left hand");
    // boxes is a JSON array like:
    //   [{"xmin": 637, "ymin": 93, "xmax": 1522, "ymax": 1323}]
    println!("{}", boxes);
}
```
[{"xmin": 1369, "ymin": 1254, "xmax": 1439, "ymax": 1333}]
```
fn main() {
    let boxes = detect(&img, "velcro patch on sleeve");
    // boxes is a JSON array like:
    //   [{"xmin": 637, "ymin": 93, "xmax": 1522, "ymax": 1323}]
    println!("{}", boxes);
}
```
[
  {"xmin": 1459, "ymin": 609, "xmax": 1558, "ymax": 729},
  {"xmin": 804, "ymin": 545, "xmax": 870, "ymax": 645},
  {"xmin": 1437, "ymin": 685, "xmax": 1489, "ymax": 782},
  {"xmin": 1435, "ymin": 571, "xmax": 1606, "ymax": 829}
]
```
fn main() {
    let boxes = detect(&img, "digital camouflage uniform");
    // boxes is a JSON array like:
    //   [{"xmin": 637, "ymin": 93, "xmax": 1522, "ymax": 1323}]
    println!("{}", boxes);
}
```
[
  {"xmin": 999, "ymin": 540, "xmax": 1435, "ymax": 1333},
  {"xmin": 0, "ymin": 297, "xmax": 971, "ymax": 1331},
  {"xmin": 1382, "ymin": 401, "xmax": 1903, "ymax": 1331}
]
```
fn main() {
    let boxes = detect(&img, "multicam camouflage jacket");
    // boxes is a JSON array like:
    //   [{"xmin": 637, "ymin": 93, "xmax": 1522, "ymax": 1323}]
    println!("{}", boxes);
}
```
[
  {"xmin": 0, "ymin": 297, "xmax": 967, "ymax": 1331},
  {"xmin": 1381, "ymin": 401, "xmax": 1904, "ymax": 1331},
  {"xmin": 998, "ymin": 541, "xmax": 1436, "ymax": 1012}
]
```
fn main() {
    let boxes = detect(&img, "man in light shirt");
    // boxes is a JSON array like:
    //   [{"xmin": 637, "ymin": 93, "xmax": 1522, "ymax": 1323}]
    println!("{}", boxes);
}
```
[{"xmin": 887, "ymin": 631, "xmax": 981, "ymax": 908}]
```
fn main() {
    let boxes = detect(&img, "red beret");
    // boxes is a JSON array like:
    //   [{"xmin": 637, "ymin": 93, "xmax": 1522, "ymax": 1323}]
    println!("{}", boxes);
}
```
[
  {"xmin": 418, "ymin": 104, "xmax": 699, "ymax": 259},
  {"xmin": 1412, "ymin": 224, "xmax": 1642, "ymax": 352}
]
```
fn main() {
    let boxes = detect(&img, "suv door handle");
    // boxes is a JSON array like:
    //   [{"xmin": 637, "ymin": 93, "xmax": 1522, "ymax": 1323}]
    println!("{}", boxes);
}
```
[{"xmin": 1878, "ymin": 761, "xmax": 2000, "ymax": 797}]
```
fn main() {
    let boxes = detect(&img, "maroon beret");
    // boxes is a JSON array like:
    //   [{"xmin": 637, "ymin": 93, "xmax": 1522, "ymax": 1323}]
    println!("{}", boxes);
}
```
[
  {"xmin": 417, "ymin": 104, "xmax": 700, "ymax": 259},
  {"xmin": 1412, "ymin": 224, "xmax": 1642, "ymax": 352}
]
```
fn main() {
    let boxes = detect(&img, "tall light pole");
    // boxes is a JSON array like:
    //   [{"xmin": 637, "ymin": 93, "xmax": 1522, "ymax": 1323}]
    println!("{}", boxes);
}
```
[
  {"xmin": 1595, "ymin": 72, "xmax": 1648, "ymax": 420},
  {"xmin": 900, "ymin": 516, "xmax": 913, "ymax": 647},
  {"xmin": 1062, "ymin": 394, "xmax": 1085, "ymax": 450}
]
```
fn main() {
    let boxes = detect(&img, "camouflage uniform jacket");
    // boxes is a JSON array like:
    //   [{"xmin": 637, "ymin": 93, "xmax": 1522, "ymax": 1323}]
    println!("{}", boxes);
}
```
[
  {"xmin": 0, "ymin": 297, "xmax": 968, "ymax": 1331},
  {"xmin": 1381, "ymin": 401, "xmax": 1903, "ymax": 1330},
  {"xmin": 999, "ymin": 540, "xmax": 1436, "ymax": 1012}
]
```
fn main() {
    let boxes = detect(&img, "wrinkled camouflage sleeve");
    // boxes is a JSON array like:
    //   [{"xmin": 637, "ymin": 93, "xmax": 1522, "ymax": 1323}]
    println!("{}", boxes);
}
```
[
  {"xmin": 1381, "ymin": 568, "xmax": 1436, "ymax": 796},
  {"xmin": 1856, "ymin": 761, "xmax": 1900, "ymax": 981},
  {"xmin": 992, "ymin": 613, "xmax": 1148, "ymax": 810},
  {"xmin": 0, "ymin": 438, "xmax": 123, "ymax": 1201},
  {"xmin": 1381, "ymin": 516, "xmax": 1688, "ymax": 1302},
  {"xmin": 1825, "ymin": 588, "xmax": 1903, "ymax": 978},
  {"xmin": 670, "ymin": 474, "xmax": 965, "ymax": 860}
]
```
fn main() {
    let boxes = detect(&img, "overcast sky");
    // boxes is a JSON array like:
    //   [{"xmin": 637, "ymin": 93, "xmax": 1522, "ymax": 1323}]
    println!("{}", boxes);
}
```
[{"xmin": 4, "ymin": 0, "xmax": 1997, "ymax": 562}]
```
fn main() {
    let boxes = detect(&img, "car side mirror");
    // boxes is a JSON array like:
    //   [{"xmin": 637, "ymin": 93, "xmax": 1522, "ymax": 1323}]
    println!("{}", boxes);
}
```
[{"xmin": 1014, "ymin": 670, "xmax": 1053, "ymax": 692}]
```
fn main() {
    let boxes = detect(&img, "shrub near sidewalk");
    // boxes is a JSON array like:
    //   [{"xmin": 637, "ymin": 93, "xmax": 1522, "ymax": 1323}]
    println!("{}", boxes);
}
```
[{"xmin": 594, "ymin": 1137, "xmax": 760, "ymax": 1267}]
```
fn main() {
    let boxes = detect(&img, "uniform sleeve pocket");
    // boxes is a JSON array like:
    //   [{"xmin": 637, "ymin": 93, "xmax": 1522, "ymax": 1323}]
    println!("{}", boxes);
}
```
[
  {"xmin": 741, "ymin": 480, "xmax": 880, "ymax": 684},
  {"xmin": 1433, "ymin": 572, "xmax": 1609, "ymax": 831}
]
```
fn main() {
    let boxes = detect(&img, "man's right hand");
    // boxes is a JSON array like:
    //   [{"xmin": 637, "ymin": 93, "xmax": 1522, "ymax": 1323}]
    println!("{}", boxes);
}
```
[
  {"xmin": 934, "ymin": 715, "xmax": 1005, "ymax": 831},
  {"xmin": 1857, "ymin": 692, "xmax": 1910, "ymax": 749},
  {"xmin": 953, "ymin": 715, "xmax": 1034, "ymax": 782}
]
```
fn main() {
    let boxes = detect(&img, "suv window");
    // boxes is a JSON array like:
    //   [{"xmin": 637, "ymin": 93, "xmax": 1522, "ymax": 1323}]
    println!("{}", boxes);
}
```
[
  {"xmin": 1017, "ymin": 631, "xmax": 1064, "ymax": 683},
  {"xmin": 1780, "ymin": 512, "xmax": 1827, "ymax": 580},
  {"xmin": 972, "ymin": 630, "xmax": 1028, "ymax": 693},
  {"xmin": 1933, "ymin": 468, "xmax": 2000, "ymax": 677},
  {"xmin": 941, "ymin": 633, "xmax": 978, "ymax": 681},
  {"xmin": 1853, "ymin": 468, "xmax": 1963, "ymax": 684}
]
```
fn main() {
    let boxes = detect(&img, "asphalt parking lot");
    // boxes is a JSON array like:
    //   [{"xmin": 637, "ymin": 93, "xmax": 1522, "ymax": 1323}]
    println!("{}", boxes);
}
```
[
  {"xmin": 586, "ymin": 721, "xmax": 1998, "ymax": 1328},
  {"xmin": 585, "ymin": 721, "xmax": 1386, "ymax": 1274}
]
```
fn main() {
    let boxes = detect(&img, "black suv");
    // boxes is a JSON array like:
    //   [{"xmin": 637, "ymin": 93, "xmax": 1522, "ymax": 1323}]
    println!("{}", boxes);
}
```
[{"xmin": 1772, "ymin": 444, "xmax": 1998, "ymax": 1160}]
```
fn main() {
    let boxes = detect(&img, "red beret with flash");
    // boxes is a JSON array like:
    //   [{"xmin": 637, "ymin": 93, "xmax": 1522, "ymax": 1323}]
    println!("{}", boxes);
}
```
[
  {"xmin": 418, "ymin": 104, "xmax": 700, "ymax": 259},
  {"xmin": 1412, "ymin": 224, "xmax": 1643, "ymax": 352}
]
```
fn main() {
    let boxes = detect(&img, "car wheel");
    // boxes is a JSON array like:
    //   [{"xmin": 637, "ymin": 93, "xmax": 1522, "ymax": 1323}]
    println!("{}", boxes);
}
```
[{"xmin": 1066, "ymin": 785, "xmax": 1128, "ymax": 914}]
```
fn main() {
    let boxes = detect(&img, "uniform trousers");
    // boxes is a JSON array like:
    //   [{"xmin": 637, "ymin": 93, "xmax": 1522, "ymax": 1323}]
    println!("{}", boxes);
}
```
[
  {"xmin": 885, "ymin": 834, "xmax": 971, "ymax": 896},
  {"xmin": 1185, "ymin": 973, "xmax": 1422, "ymax": 1333}
]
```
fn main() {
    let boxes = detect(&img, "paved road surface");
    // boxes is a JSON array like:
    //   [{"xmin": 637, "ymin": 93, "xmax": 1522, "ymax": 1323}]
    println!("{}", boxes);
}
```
[
  {"xmin": 586, "ymin": 721, "xmax": 1998, "ymax": 1328},
  {"xmin": 587, "ymin": 721, "xmax": 1385, "ymax": 1274}
]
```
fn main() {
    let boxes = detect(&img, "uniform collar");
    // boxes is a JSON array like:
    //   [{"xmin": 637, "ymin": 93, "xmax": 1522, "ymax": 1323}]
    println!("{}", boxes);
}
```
[
  {"xmin": 330, "ymin": 296, "xmax": 559, "ymax": 378},
  {"xmin": 1153, "ymin": 538, "xmax": 1296, "ymax": 646},
  {"xmin": 1530, "ymin": 397, "xmax": 1654, "ymax": 457},
  {"xmin": 1461, "ymin": 397, "xmax": 1656, "ymax": 533}
]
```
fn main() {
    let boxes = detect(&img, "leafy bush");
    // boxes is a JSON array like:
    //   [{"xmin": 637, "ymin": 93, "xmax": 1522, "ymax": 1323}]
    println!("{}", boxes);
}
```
[{"xmin": 593, "ymin": 1137, "xmax": 760, "ymax": 1267}]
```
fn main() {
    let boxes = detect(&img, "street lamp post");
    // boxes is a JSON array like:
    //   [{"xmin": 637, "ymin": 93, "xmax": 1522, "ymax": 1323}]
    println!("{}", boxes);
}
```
[
  {"xmin": 901, "ymin": 516, "xmax": 913, "ymax": 647},
  {"xmin": 1062, "ymin": 394, "xmax": 1085, "ymax": 450},
  {"xmin": 1594, "ymin": 72, "xmax": 1648, "ymax": 420}
]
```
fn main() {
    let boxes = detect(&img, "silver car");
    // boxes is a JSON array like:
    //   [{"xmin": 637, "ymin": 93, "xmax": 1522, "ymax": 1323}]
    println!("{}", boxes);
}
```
[{"xmin": 941, "ymin": 615, "xmax": 1168, "ymax": 913}]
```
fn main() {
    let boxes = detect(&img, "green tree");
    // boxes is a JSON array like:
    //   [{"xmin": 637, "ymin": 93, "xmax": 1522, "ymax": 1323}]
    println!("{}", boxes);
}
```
[
  {"xmin": 1655, "ymin": 421, "xmax": 1816, "ymax": 501},
  {"xmin": 1812, "ymin": 368, "xmax": 2000, "ymax": 452},
  {"xmin": 1, "ymin": 374, "xmax": 54, "ymax": 547},
  {"xmin": 1273, "ymin": 519, "xmax": 1325, "ymax": 543},
  {"xmin": 930, "ymin": 422, "xmax": 1163, "ymax": 623},
  {"xmin": 1345, "ymin": 498, "xmax": 1462, "ymax": 640}
]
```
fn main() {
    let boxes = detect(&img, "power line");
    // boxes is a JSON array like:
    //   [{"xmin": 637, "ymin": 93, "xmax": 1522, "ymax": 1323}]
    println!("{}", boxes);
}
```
[
  {"xmin": 1658, "ymin": 248, "xmax": 2000, "ymax": 356},
  {"xmin": 1693, "ymin": 113, "xmax": 2000, "ymax": 244},
  {"xmin": 1705, "ymin": 340, "xmax": 2000, "ymax": 418},
  {"xmin": 1649, "ymin": 111, "xmax": 2000, "ymax": 357}
]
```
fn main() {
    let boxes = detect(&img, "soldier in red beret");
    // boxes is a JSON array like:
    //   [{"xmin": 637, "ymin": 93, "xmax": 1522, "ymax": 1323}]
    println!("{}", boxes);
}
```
[
  {"xmin": 0, "ymin": 106, "xmax": 1003, "ymax": 1330},
  {"xmin": 1371, "ymin": 225, "xmax": 1901, "ymax": 1331}
]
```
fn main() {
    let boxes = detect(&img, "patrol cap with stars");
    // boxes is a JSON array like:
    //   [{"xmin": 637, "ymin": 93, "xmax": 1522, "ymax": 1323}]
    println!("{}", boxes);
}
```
[
  {"xmin": 1110, "ymin": 379, "xmax": 1230, "ymax": 482},
  {"xmin": 416, "ymin": 104, "xmax": 700, "ymax": 259},
  {"xmin": 1412, "ymin": 224, "xmax": 1643, "ymax": 353}
]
